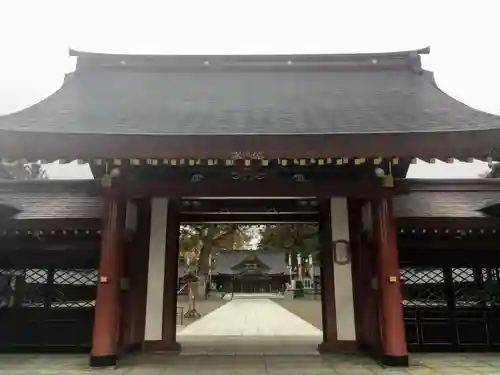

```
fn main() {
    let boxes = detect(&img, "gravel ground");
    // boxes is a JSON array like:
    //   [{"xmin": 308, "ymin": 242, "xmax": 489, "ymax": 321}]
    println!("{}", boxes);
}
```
[
  {"xmin": 273, "ymin": 299, "xmax": 323, "ymax": 330},
  {"xmin": 177, "ymin": 294, "xmax": 227, "ymax": 327}
]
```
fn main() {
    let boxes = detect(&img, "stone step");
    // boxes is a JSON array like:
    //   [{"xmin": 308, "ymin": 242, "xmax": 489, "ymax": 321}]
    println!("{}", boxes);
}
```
[{"xmin": 225, "ymin": 293, "xmax": 284, "ymax": 300}]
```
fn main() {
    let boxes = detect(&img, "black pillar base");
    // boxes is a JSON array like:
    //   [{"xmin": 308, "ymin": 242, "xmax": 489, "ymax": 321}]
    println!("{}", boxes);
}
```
[
  {"xmin": 89, "ymin": 354, "xmax": 117, "ymax": 368},
  {"xmin": 381, "ymin": 354, "xmax": 409, "ymax": 367}
]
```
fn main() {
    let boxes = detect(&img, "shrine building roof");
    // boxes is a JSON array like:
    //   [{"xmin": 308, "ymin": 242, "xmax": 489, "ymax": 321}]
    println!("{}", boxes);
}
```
[
  {"xmin": 212, "ymin": 250, "xmax": 289, "ymax": 276},
  {"xmin": 1, "ymin": 47, "xmax": 500, "ymax": 161}
]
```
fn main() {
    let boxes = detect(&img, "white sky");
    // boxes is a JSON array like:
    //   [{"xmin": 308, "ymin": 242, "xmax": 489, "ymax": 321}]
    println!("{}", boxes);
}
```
[{"xmin": 0, "ymin": 0, "xmax": 499, "ymax": 179}]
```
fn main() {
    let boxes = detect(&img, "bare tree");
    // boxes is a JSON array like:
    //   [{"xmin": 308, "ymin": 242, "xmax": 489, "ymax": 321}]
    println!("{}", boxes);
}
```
[
  {"xmin": 0, "ymin": 161, "xmax": 47, "ymax": 180},
  {"xmin": 485, "ymin": 163, "xmax": 500, "ymax": 178}
]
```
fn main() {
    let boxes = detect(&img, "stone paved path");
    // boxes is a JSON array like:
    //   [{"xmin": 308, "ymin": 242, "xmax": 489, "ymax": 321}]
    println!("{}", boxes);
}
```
[
  {"xmin": 225, "ymin": 292, "xmax": 285, "ymax": 300},
  {"xmin": 178, "ymin": 298, "xmax": 322, "ymax": 336},
  {"xmin": 3, "ymin": 353, "xmax": 500, "ymax": 374},
  {"xmin": 178, "ymin": 336, "xmax": 321, "ymax": 355}
]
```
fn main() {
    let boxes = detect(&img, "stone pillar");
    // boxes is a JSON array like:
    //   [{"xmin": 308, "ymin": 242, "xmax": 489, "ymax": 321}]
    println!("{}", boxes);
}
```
[
  {"xmin": 143, "ymin": 198, "xmax": 181, "ymax": 351},
  {"xmin": 372, "ymin": 198, "xmax": 408, "ymax": 366},
  {"xmin": 90, "ymin": 190, "xmax": 126, "ymax": 368}
]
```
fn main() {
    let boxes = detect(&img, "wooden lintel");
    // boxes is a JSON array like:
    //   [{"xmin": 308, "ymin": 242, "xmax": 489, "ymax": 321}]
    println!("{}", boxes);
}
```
[
  {"xmin": 0, "ymin": 239, "xmax": 100, "ymax": 252},
  {"xmin": 179, "ymin": 198, "xmax": 319, "ymax": 213},
  {"xmin": 398, "ymin": 237, "xmax": 500, "ymax": 251},
  {"xmin": 180, "ymin": 213, "xmax": 319, "ymax": 223},
  {"xmin": 397, "ymin": 217, "xmax": 500, "ymax": 230},
  {"xmin": 0, "ymin": 129, "xmax": 498, "ymax": 160},
  {"xmin": 0, "ymin": 218, "xmax": 101, "ymax": 232},
  {"xmin": 114, "ymin": 178, "xmax": 407, "ymax": 198},
  {"xmin": 400, "ymin": 248, "xmax": 500, "ymax": 267}
]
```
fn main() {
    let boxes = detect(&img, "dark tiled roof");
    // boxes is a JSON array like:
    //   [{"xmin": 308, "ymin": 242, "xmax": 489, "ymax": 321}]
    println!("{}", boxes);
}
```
[
  {"xmin": 3, "ymin": 193, "xmax": 101, "ymax": 220},
  {"xmin": 393, "ymin": 192, "xmax": 500, "ymax": 218},
  {"xmin": 394, "ymin": 179, "xmax": 500, "ymax": 218},
  {"xmin": 0, "ymin": 181, "xmax": 101, "ymax": 220},
  {"xmin": 0, "ymin": 200, "xmax": 22, "ymax": 219},
  {"xmin": 9, "ymin": 193, "xmax": 101, "ymax": 220},
  {"xmin": 478, "ymin": 202, "xmax": 500, "ymax": 217},
  {"xmin": 1, "ymin": 49, "xmax": 499, "ymax": 136},
  {"xmin": 212, "ymin": 250, "xmax": 288, "ymax": 275}
]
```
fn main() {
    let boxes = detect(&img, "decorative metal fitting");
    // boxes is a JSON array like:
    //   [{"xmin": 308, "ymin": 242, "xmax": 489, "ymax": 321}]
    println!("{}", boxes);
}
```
[
  {"xmin": 191, "ymin": 174, "xmax": 204, "ymax": 182},
  {"xmin": 332, "ymin": 240, "xmax": 351, "ymax": 265},
  {"xmin": 292, "ymin": 173, "xmax": 306, "ymax": 182}
]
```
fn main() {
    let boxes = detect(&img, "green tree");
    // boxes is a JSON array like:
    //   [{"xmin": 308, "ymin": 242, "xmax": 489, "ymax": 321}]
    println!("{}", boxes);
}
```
[
  {"xmin": 180, "ymin": 224, "xmax": 252, "ymax": 268},
  {"xmin": 258, "ymin": 224, "xmax": 319, "ymax": 255},
  {"xmin": 179, "ymin": 224, "xmax": 252, "ymax": 294}
]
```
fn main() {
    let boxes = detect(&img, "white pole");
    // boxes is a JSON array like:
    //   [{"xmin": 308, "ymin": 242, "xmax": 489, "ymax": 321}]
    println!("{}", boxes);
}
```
[
  {"xmin": 309, "ymin": 253, "xmax": 314, "ymax": 278},
  {"xmin": 208, "ymin": 253, "xmax": 212, "ymax": 285},
  {"xmin": 297, "ymin": 253, "xmax": 302, "ymax": 280}
]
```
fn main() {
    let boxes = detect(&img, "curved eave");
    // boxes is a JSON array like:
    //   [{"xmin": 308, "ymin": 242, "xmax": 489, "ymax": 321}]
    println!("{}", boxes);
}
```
[
  {"xmin": 69, "ymin": 46, "xmax": 431, "ymax": 59},
  {"xmin": 1, "ymin": 50, "xmax": 500, "ymax": 159},
  {"xmin": 0, "ymin": 128, "xmax": 499, "ymax": 160},
  {"xmin": 479, "ymin": 202, "xmax": 500, "ymax": 217},
  {"xmin": 0, "ymin": 201, "xmax": 22, "ymax": 219}
]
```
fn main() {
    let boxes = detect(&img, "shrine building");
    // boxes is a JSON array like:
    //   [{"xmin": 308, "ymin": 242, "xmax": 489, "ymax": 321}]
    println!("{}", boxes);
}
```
[
  {"xmin": 210, "ymin": 250, "xmax": 290, "ymax": 294},
  {"xmin": 1, "ymin": 47, "xmax": 500, "ymax": 368}
]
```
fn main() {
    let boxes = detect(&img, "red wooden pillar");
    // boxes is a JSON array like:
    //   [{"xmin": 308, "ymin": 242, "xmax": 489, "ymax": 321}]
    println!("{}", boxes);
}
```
[
  {"xmin": 372, "ymin": 198, "xmax": 408, "ymax": 367},
  {"xmin": 90, "ymin": 190, "xmax": 126, "ymax": 368}
]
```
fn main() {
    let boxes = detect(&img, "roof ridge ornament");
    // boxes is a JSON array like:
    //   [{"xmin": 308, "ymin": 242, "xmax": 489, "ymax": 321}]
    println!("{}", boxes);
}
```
[
  {"xmin": 230, "ymin": 151, "xmax": 265, "ymax": 160},
  {"xmin": 409, "ymin": 50, "xmax": 424, "ymax": 74}
]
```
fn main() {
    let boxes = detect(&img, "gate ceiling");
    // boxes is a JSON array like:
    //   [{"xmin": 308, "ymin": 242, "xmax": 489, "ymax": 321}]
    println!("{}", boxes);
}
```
[{"xmin": 180, "ymin": 198, "xmax": 321, "ymax": 223}]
